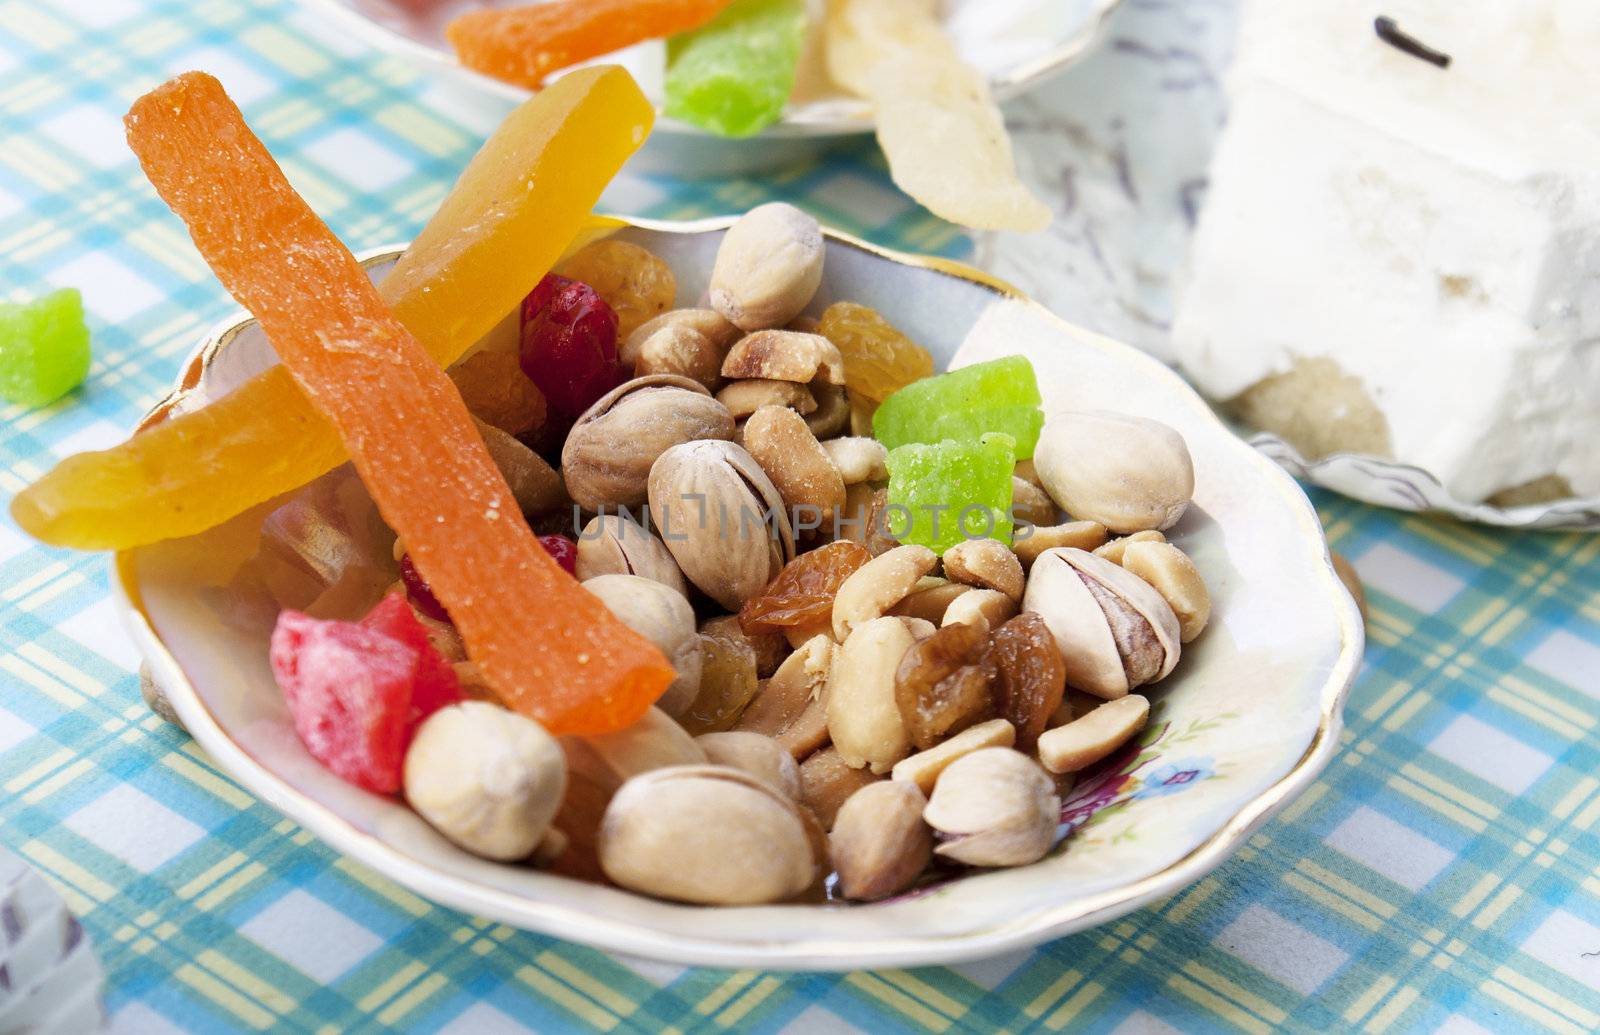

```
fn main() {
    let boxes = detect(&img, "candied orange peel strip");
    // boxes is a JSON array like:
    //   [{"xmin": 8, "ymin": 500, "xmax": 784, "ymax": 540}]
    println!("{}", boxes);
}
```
[
  {"xmin": 122, "ymin": 72, "xmax": 671, "ymax": 735},
  {"xmin": 12, "ymin": 66, "xmax": 650, "ymax": 551},
  {"xmin": 449, "ymin": 0, "xmax": 733, "ymax": 89}
]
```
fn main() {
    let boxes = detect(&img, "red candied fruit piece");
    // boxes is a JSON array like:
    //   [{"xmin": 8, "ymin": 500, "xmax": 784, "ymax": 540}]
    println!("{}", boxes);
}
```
[
  {"xmin": 399, "ymin": 552, "xmax": 449, "ymax": 623},
  {"xmin": 539, "ymin": 533, "xmax": 578, "ymax": 575},
  {"xmin": 270, "ymin": 612, "xmax": 416, "ymax": 794},
  {"xmin": 361, "ymin": 593, "xmax": 463, "ymax": 729},
  {"xmin": 519, "ymin": 273, "xmax": 621, "ymax": 421}
]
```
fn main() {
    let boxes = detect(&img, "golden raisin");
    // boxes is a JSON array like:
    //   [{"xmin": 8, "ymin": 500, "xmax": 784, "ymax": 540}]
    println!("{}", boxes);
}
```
[
  {"xmin": 818, "ymin": 302, "xmax": 934, "ymax": 405},
  {"xmin": 894, "ymin": 622, "xmax": 996, "ymax": 750},
  {"xmin": 556, "ymin": 239, "xmax": 677, "ymax": 341},
  {"xmin": 985, "ymin": 612, "xmax": 1066, "ymax": 753},
  {"xmin": 449, "ymin": 345, "xmax": 546, "ymax": 436},
  {"xmin": 679, "ymin": 628, "xmax": 759, "ymax": 734},
  {"xmin": 740, "ymin": 541, "xmax": 872, "ymax": 635}
]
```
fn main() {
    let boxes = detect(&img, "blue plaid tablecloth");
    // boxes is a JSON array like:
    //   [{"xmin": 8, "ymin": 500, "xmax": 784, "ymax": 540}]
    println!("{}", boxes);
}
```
[{"xmin": 1, "ymin": 1, "xmax": 1597, "ymax": 1031}]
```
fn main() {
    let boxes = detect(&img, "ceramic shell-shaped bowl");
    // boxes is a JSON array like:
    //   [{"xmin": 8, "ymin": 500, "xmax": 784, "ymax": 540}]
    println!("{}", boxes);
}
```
[{"xmin": 115, "ymin": 218, "xmax": 1363, "ymax": 970}]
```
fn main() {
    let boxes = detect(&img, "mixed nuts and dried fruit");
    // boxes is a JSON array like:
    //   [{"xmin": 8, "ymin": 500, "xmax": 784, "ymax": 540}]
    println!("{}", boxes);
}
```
[{"xmin": 268, "ymin": 201, "xmax": 1213, "ymax": 906}]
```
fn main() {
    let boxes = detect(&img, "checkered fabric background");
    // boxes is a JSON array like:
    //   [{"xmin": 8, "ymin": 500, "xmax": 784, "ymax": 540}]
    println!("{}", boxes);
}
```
[{"xmin": 0, "ymin": 1, "xmax": 1597, "ymax": 1031}]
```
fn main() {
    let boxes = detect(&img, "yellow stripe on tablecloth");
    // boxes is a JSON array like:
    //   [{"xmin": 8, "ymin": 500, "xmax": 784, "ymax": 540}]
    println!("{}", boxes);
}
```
[
  {"xmin": 195, "ymin": 949, "xmax": 296, "ymax": 1014},
  {"xmin": 514, "ymin": 964, "xmax": 620, "ymax": 1031},
  {"xmin": 174, "ymin": 963, "xmax": 277, "ymax": 1031},
  {"xmin": 1486, "ymin": 966, "xmax": 1600, "ymax": 1034},
  {"xmin": 1342, "ymin": 974, "xmax": 1396, "ymax": 1025},
  {"xmin": 1165, "ymin": 973, "xmax": 1274, "ymax": 1035},
  {"xmin": 18, "ymin": 840, "xmax": 117, "ymax": 908},
  {"xmin": 845, "ymin": 973, "xmax": 953, "ymax": 1031},
  {"xmin": 1177, "ymin": 962, "xmax": 1288, "ymax": 1027},
  {"xmin": 536, "ymin": 951, "xmax": 638, "ymax": 1018},
  {"xmin": 375, "ymin": 973, "xmax": 449, "ymax": 1027},
  {"xmin": 359, "ymin": 961, "xmax": 427, "ymax": 1013},
  {"xmin": 1364, "ymin": 986, "xmax": 1419, "ymax": 1032},
  {"xmin": 194, "ymin": 862, "xmax": 267, "ymax": 913}
]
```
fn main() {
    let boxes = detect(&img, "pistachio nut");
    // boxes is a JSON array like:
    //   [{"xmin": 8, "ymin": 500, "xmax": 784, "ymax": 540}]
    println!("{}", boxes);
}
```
[
  {"xmin": 716, "ymin": 378, "xmax": 818, "ymax": 418},
  {"xmin": 1093, "ymin": 530, "xmax": 1165, "ymax": 566},
  {"xmin": 742, "ymin": 405, "xmax": 847, "ymax": 523},
  {"xmin": 695, "ymin": 731, "xmax": 802, "ymax": 801},
  {"xmin": 799, "ymin": 747, "xmax": 884, "ymax": 829},
  {"xmin": 631, "ymin": 322, "xmax": 723, "ymax": 391},
  {"xmin": 624, "ymin": 308, "xmax": 740, "ymax": 369},
  {"xmin": 923, "ymin": 748, "xmax": 1059, "ymax": 867},
  {"xmin": 562, "ymin": 375, "xmax": 735, "ymax": 510},
  {"xmin": 598, "ymin": 764, "xmax": 818, "ymax": 904},
  {"xmin": 582, "ymin": 575, "xmax": 703, "ymax": 718},
  {"xmin": 832, "ymin": 544, "xmax": 939, "ymax": 641},
  {"xmin": 1036, "ymin": 695, "xmax": 1149, "ymax": 775},
  {"xmin": 822, "ymin": 437, "xmax": 889, "ymax": 485},
  {"xmin": 575, "ymin": 512, "xmax": 688, "ymax": 597},
  {"xmin": 1013, "ymin": 521, "xmax": 1109, "ymax": 569},
  {"xmin": 804, "ymin": 383, "xmax": 852, "ymax": 440},
  {"xmin": 1033, "ymin": 411, "xmax": 1195, "ymax": 533},
  {"xmin": 826, "ymin": 616, "xmax": 918, "ymax": 773},
  {"xmin": 830, "ymin": 781, "xmax": 932, "ymax": 901},
  {"xmin": 562, "ymin": 706, "xmax": 706, "ymax": 794},
  {"xmin": 891, "ymin": 717, "xmax": 1016, "ymax": 795},
  {"xmin": 722, "ymin": 330, "xmax": 846, "ymax": 386},
  {"xmin": 735, "ymin": 634, "xmax": 834, "ymax": 758},
  {"xmin": 1121, "ymin": 540, "xmax": 1210, "ymax": 643},
  {"xmin": 648, "ymin": 440, "xmax": 796, "ymax": 611},
  {"xmin": 942, "ymin": 539, "xmax": 1025, "ymax": 601},
  {"xmin": 940, "ymin": 588, "xmax": 1019, "ymax": 634},
  {"xmin": 710, "ymin": 202, "xmax": 825, "ymax": 331},
  {"xmin": 403, "ymin": 702, "xmax": 567, "ymax": 861},
  {"xmin": 1023, "ymin": 548, "xmax": 1181, "ymax": 699}
]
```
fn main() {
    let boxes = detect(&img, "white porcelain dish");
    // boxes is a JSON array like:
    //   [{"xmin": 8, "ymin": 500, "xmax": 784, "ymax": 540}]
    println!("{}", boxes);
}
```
[
  {"xmin": 297, "ymin": 0, "xmax": 1123, "ymax": 173},
  {"xmin": 115, "ymin": 218, "xmax": 1362, "ymax": 970}
]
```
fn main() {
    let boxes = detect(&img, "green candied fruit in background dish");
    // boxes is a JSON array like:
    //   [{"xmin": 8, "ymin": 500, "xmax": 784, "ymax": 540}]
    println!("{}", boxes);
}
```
[
  {"xmin": 886, "ymin": 433, "xmax": 1015, "ymax": 553},
  {"xmin": 664, "ymin": 0, "xmax": 806, "ymax": 138},
  {"xmin": 872, "ymin": 355, "xmax": 1043, "ymax": 459},
  {"xmin": 0, "ymin": 288, "xmax": 90, "ymax": 408}
]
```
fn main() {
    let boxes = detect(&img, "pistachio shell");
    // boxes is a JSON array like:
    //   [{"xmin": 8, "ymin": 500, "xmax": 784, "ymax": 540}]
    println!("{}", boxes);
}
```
[
  {"xmin": 923, "ymin": 748, "xmax": 1059, "ymax": 867},
  {"xmin": 598, "ymin": 764, "xmax": 817, "ymax": 904},
  {"xmin": 1033, "ymin": 411, "xmax": 1194, "ymax": 533},
  {"xmin": 562, "ymin": 375, "xmax": 734, "ymax": 510},
  {"xmin": 582, "ymin": 575, "xmax": 702, "ymax": 719},
  {"xmin": 648, "ymin": 440, "xmax": 796, "ymax": 611}
]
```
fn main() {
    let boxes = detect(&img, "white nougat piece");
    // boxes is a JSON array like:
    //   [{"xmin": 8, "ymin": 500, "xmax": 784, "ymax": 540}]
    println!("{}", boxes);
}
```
[{"xmin": 1172, "ymin": 0, "xmax": 1600, "ymax": 502}]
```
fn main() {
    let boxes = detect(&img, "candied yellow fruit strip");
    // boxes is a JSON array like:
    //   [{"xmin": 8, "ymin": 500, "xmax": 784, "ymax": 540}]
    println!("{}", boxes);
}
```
[{"xmin": 12, "ymin": 66, "xmax": 652, "ymax": 551}]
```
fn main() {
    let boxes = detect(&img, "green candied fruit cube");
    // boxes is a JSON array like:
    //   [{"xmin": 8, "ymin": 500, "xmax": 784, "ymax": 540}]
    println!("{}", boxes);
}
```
[
  {"xmin": 873, "ymin": 355, "xmax": 1044, "ymax": 459},
  {"xmin": 664, "ymin": 0, "xmax": 805, "ymax": 138},
  {"xmin": 0, "ymin": 288, "xmax": 91, "ymax": 408},
  {"xmin": 885, "ymin": 433, "xmax": 1016, "ymax": 553}
]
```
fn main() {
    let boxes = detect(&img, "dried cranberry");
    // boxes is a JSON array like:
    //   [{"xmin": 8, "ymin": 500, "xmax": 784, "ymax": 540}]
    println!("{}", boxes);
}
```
[
  {"xmin": 519, "ymin": 274, "xmax": 621, "ymax": 422},
  {"xmin": 399, "ymin": 553, "xmax": 449, "ymax": 623},
  {"xmin": 539, "ymin": 534, "xmax": 578, "ymax": 575}
]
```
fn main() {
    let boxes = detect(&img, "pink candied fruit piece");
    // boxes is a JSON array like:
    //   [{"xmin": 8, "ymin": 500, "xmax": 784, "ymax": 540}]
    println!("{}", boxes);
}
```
[
  {"xmin": 270, "ymin": 611, "xmax": 416, "ymax": 794},
  {"xmin": 519, "ymin": 273, "xmax": 621, "ymax": 421},
  {"xmin": 360, "ymin": 592, "xmax": 463, "ymax": 728}
]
